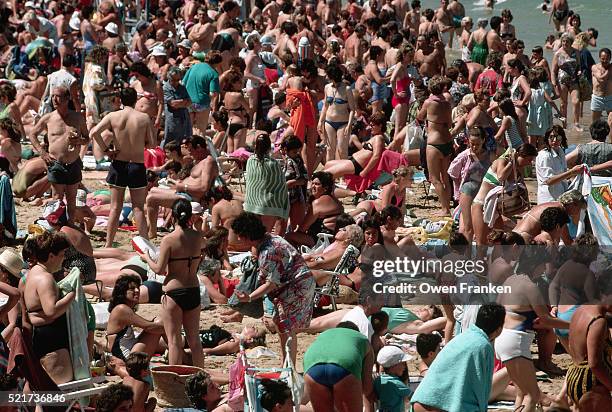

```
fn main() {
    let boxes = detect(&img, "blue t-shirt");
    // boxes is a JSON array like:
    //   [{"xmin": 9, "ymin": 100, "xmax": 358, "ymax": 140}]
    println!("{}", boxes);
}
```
[
  {"xmin": 183, "ymin": 62, "xmax": 220, "ymax": 108},
  {"xmin": 374, "ymin": 374, "xmax": 412, "ymax": 412}
]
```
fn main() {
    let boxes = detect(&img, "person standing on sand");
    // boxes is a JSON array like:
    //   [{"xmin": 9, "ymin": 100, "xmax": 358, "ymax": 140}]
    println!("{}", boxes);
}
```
[
  {"xmin": 90, "ymin": 87, "xmax": 155, "ymax": 248},
  {"xmin": 435, "ymin": 0, "xmax": 454, "ymax": 49},
  {"xmin": 487, "ymin": 16, "xmax": 506, "ymax": 55},
  {"xmin": 28, "ymin": 86, "xmax": 89, "ymax": 225},
  {"xmin": 145, "ymin": 135, "xmax": 218, "ymax": 238},
  {"xmin": 550, "ymin": 0, "xmax": 570, "ymax": 33},
  {"xmin": 591, "ymin": 48, "xmax": 612, "ymax": 122}
]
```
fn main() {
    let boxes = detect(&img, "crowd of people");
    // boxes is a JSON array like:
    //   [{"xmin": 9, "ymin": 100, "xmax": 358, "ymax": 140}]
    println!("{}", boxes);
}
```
[{"xmin": 0, "ymin": 0, "xmax": 610, "ymax": 411}]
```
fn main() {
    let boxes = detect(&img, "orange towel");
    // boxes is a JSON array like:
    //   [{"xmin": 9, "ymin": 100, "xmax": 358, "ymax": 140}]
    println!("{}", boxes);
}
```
[{"xmin": 286, "ymin": 88, "xmax": 316, "ymax": 141}]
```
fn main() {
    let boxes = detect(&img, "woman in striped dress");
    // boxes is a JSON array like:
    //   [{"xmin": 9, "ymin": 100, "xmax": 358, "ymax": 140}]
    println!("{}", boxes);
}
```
[{"xmin": 243, "ymin": 133, "xmax": 289, "ymax": 232}]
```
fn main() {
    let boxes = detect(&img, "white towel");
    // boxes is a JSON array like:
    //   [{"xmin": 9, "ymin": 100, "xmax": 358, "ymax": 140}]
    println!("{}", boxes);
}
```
[{"xmin": 483, "ymin": 186, "xmax": 504, "ymax": 228}]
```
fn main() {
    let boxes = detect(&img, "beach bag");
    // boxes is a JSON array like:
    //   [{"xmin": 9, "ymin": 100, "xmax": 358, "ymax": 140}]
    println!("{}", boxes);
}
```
[
  {"xmin": 227, "ymin": 256, "xmax": 264, "ymax": 318},
  {"xmin": 498, "ymin": 155, "xmax": 530, "ymax": 217},
  {"xmin": 578, "ymin": 75, "xmax": 592, "ymax": 102},
  {"xmin": 199, "ymin": 325, "xmax": 233, "ymax": 348},
  {"xmin": 280, "ymin": 337, "xmax": 304, "ymax": 410},
  {"xmin": 403, "ymin": 121, "xmax": 425, "ymax": 151}
]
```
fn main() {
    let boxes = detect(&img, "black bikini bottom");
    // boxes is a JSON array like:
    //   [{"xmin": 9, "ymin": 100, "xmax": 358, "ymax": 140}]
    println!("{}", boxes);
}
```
[{"xmin": 163, "ymin": 287, "xmax": 201, "ymax": 311}]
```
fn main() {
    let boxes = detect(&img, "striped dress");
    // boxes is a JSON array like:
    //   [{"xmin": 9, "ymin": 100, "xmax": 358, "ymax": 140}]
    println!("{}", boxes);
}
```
[{"xmin": 244, "ymin": 155, "xmax": 290, "ymax": 219}]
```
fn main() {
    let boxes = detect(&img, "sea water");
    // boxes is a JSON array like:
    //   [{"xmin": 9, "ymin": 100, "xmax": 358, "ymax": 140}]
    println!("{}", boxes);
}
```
[{"xmin": 417, "ymin": 0, "xmax": 610, "ymax": 51}]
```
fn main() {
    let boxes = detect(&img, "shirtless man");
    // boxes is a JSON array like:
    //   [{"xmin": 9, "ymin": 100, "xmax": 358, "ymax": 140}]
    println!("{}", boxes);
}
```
[
  {"xmin": 590, "ymin": 48, "xmax": 612, "ymax": 122},
  {"xmin": 419, "ymin": 39, "xmax": 446, "ymax": 78},
  {"xmin": 434, "ymin": 0, "xmax": 454, "ymax": 48},
  {"xmin": 188, "ymin": 7, "xmax": 215, "ymax": 53},
  {"xmin": 418, "ymin": 9, "xmax": 438, "ymax": 39},
  {"xmin": 448, "ymin": 1, "xmax": 466, "ymax": 44},
  {"xmin": 404, "ymin": 0, "xmax": 421, "ymax": 38},
  {"xmin": 487, "ymin": 16, "xmax": 506, "ymax": 54},
  {"xmin": 512, "ymin": 190, "xmax": 585, "ymax": 244},
  {"xmin": 391, "ymin": 0, "xmax": 408, "ymax": 24},
  {"xmin": 28, "ymin": 86, "xmax": 89, "ymax": 224},
  {"xmin": 550, "ymin": 0, "xmax": 570, "ymax": 33},
  {"xmin": 145, "ymin": 135, "xmax": 218, "ymax": 238},
  {"xmin": 89, "ymin": 88, "xmax": 155, "ymax": 247},
  {"xmin": 182, "ymin": 0, "xmax": 199, "ymax": 23},
  {"xmin": 217, "ymin": 1, "xmax": 240, "ymax": 31},
  {"xmin": 210, "ymin": 192, "xmax": 245, "ymax": 251},
  {"xmin": 345, "ymin": 24, "xmax": 366, "ymax": 64}
]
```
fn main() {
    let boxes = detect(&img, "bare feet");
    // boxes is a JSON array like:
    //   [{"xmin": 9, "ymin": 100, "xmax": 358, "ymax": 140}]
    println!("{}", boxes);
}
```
[{"xmin": 534, "ymin": 359, "xmax": 565, "ymax": 376}]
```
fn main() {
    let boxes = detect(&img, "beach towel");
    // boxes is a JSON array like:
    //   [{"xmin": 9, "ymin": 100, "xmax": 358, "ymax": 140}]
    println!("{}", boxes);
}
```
[
  {"xmin": 345, "ymin": 150, "xmax": 408, "ymax": 193},
  {"xmin": 483, "ymin": 186, "xmax": 504, "ymax": 228},
  {"xmin": 410, "ymin": 325, "xmax": 494, "ymax": 412},
  {"xmin": 57, "ymin": 267, "xmax": 91, "ymax": 382},
  {"xmin": 286, "ymin": 88, "xmax": 316, "ymax": 141},
  {"xmin": 0, "ymin": 174, "xmax": 17, "ymax": 238}
]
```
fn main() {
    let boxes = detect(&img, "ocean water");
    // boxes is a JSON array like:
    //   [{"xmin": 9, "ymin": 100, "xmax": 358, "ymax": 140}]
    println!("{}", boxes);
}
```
[{"xmin": 418, "ymin": 0, "xmax": 610, "ymax": 52}]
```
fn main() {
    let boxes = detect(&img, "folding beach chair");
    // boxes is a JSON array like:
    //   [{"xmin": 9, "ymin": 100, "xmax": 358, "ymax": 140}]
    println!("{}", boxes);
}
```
[
  {"xmin": 58, "ymin": 377, "xmax": 111, "ymax": 411},
  {"xmin": 313, "ymin": 244, "xmax": 361, "ymax": 311},
  {"xmin": 299, "ymin": 232, "xmax": 335, "ymax": 255},
  {"xmin": 206, "ymin": 135, "xmax": 246, "ymax": 191}
]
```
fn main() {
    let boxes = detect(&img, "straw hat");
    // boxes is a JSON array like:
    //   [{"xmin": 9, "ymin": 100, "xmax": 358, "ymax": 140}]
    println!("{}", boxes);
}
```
[{"xmin": 0, "ymin": 248, "xmax": 24, "ymax": 278}]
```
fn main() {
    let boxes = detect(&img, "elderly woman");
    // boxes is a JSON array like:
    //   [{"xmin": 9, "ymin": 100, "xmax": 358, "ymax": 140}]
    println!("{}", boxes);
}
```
[
  {"xmin": 536, "ymin": 126, "xmax": 569, "ymax": 204},
  {"xmin": 243, "ymin": 133, "xmax": 289, "ymax": 232},
  {"xmin": 318, "ymin": 63, "xmax": 356, "ymax": 161},
  {"xmin": 105, "ymin": 274, "xmax": 165, "ymax": 376},
  {"xmin": 305, "ymin": 224, "xmax": 364, "ymax": 273},
  {"xmin": 552, "ymin": 34, "xmax": 582, "ymax": 132},
  {"xmin": 23, "ymin": 231, "xmax": 75, "ymax": 384},
  {"xmin": 163, "ymin": 67, "xmax": 192, "ymax": 147},
  {"xmin": 285, "ymin": 171, "xmax": 344, "ymax": 248},
  {"xmin": 130, "ymin": 62, "xmax": 164, "ymax": 131},
  {"xmin": 232, "ymin": 212, "xmax": 315, "ymax": 365}
]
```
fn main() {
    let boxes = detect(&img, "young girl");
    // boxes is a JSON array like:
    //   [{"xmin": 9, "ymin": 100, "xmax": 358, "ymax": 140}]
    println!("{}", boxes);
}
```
[
  {"xmin": 527, "ymin": 69, "xmax": 561, "ymax": 147},
  {"xmin": 494, "ymin": 98, "xmax": 525, "ymax": 151},
  {"xmin": 281, "ymin": 135, "xmax": 308, "ymax": 230}
]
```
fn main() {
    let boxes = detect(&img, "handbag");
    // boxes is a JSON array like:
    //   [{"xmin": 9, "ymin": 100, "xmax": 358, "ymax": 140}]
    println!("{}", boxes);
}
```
[
  {"xmin": 403, "ymin": 121, "xmax": 425, "ymax": 151},
  {"xmin": 498, "ymin": 154, "xmax": 530, "ymax": 217},
  {"xmin": 227, "ymin": 255, "xmax": 264, "ymax": 318}
]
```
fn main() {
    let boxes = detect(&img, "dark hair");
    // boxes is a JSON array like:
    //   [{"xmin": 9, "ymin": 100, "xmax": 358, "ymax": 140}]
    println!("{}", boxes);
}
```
[
  {"xmin": 540, "ymin": 207, "xmax": 569, "ymax": 232},
  {"xmin": 378, "ymin": 205, "xmax": 402, "ymax": 223},
  {"xmin": 204, "ymin": 185, "xmax": 233, "ymax": 203},
  {"xmin": 423, "ymin": 8, "xmax": 435, "ymax": 21},
  {"xmin": 335, "ymin": 213, "xmax": 356, "ymax": 232},
  {"xmin": 274, "ymin": 91, "xmax": 286, "ymax": 106},
  {"xmin": 337, "ymin": 321, "xmax": 359, "ymax": 331},
  {"xmin": 501, "ymin": 9, "xmax": 513, "ymax": 21},
  {"xmin": 254, "ymin": 133, "xmax": 271, "ymax": 161},
  {"xmin": 326, "ymin": 64, "xmax": 344, "ymax": 84},
  {"xmin": 222, "ymin": 70, "xmax": 243, "ymax": 92},
  {"xmin": 164, "ymin": 141, "xmax": 181, "ymax": 155},
  {"xmin": 448, "ymin": 231, "xmax": 469, "ymax": 253},
  {"xmin": 164, "ymin": 160, "xmax": 182, "ymax": 174},
  {"xmin": 62, "ymin": 54, "xmax": 77, "ymax": 68},
  {"xmin": 475, "ymin": 303, "xmax": 506, "ymax": 336},
  {"xmin": 572, "ymin": 233, "xmax": 599, "ymax": 264},
  {"xmin": 203, "ymin": 227, "xmax": 229, "ymax": 260},
  {"xmin": 0, "ymin": 83, "xmax": 17, "ymax": 102},
  {"xmin": 390, "ymin": 33, "xmax": 404, "ymax": 48},
  {"xmin": 125, "ymin": 352, "xmax": 150, "ymax": 380},
  {"xmin": 0, "ymin": 117, "xmax": 20, "ymax": 143},
  {"xmin": 532, "ymin": 46, "xmax": 543, "ymax": 55},
  {"xmin": 205, "ymin": 50, "xmax": 223, "ymax": 65},
  {"xmin": 600, "ymin": 47, "xmax": 611, "ymax": 57},
  {"xmin": 173, "ymin": 198, "xmax": 192, "ymax": 228},
  {"xmin": 190, "ymin": 135, "xmax": 208, "ymax": 150},
  {"xmin": 516, "ymin": 143, "xmax": 538, "ymax": 159},
  {"xmin": 212, "ymin": 110, "xmax": 229, "ymax": 129},
  {"xmin": 108, "ymin": 274, "xmax": 141, "ymax": 312},
  {"xmin": 543, "ymin": 125, "xmax": 568, "ymax": 150},
  {"xmin": 446, "ymin": 66, "xmax": 460, "ymax": 82},
  {"xmin": 416, "ymin": 333, "xmax": 442, "ymax": 358},
  {"xmin": 411, "ymin": 0, "xmax": 421, "ymax": 9},
  {"xmin": 281, "ymin": 21, "xmax": 298, "ymax": 36},
  {"xmin": 120, "ymin": 87, "xmax": 138, "ymax": 107},
  {"xmin": 507, "ymin": 58, "xmax": 526, "ymax": 76},
  {"xmin": 81, "ymin": 5, "xmax": 95, "ymax": 20},
  {"xmin": 259, "ymin": 379, "xmax": 292, "ymax": 411},
  {"xmin": 590, "ymin": 119, "xmax": 610, "ymax": 142},
  {"xmin": 370, "ymin": 311, "xmax": 389, "ymax": 335},
  {"xmin": 280, "ymin": 134, "xmax": 303, "ymax": 152},
  {"xmin": 487, "ymin": 230, "xmax": 525, "ymax": 245},
  {"xmin": 231, "ymin": 212, "xmax": 266, "ymax": 241},
  {"xmin": 428, "ymin": 75, "xmax": 446, "ymax": 95},
  {"xmin": 130, "ymin": 61, "xmax": 154, "ymax": 79},
  {"xmin": 369, "ymin": 45, "xmax": 384, "ymax": 60},
  {"xmin": 498, "ymin": 98, "xmax": 519, "ymax": 121},
  {"xmin": 361, "ymin": 218, "xmax": 383, "ymax": 246},
  {"xmin": 31, "ymin": 231, "xmax": 70, "ymax": 263},
  {"xmin": 22, "ymin": 237, "xmax": 37, "ymax": 266},
  {"xmin": 185, "ymin": 371, "xmax": 213, "ymax": 409},
  {"xmin": 310, "ymin": 171, "xmax": 334, "ymax": 195},
  {"xmin": 490, "ymin": 16, "xmax": 502, "ymax": 31},
  {"xmin": 96, "ymin": 384, "xmax": 133, "ymax": 412}
]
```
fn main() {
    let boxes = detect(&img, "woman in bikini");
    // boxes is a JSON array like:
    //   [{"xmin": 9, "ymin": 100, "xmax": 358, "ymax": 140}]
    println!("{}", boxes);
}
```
[
  {"xmin": 285, "ymin": 171, "xmax": 344, "ymax": 248},
  {"xmin": 390, "ymin": 45, "xmax": 415, "ymax": 142},
  {"xmin": 351, "ymin": 166, "xmax": 412, "ymax": 220},
  {"xmin": 23, "ymin": 231, "xmax": 75, "ymax": 384},
  {"xmin": 139, "ymin": 199, "xmax": 205, "ymax": 367},
  {"xmin": 471, "ymin": 144, "xmax": 538, "ymax": 246},
  {"xmin": 499, "ymin": 9, "xmax": 516, "ymax": 42},
  {"xmin": 221, "ymin": 71, "xmax": 251, "ymax": 153},
  {"xmin": 507, "ymin": 59, "xmax": 531, "ymax": 134},
  {"xmin": 318, "ymin": 64, "xmax": 356, "ymax": 162},
  {"xmin": 130, "ymin": 62, "xmax": 164, "ymax": 130},
  {"xmin": 417, "ymin": 75, "xmax": 453, "ymax": 216}
]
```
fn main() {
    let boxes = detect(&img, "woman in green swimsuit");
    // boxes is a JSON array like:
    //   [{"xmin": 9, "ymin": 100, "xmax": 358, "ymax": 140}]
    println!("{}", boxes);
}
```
[{"xmin": 469, "ymin": 18, "xmax": 489, "ymax": 66}]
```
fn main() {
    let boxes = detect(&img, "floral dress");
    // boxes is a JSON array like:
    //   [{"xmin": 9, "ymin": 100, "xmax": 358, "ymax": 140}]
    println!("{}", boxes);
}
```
[{"xmin": 257, "ymin": 235, "xmax": 315, "ymax": 334}]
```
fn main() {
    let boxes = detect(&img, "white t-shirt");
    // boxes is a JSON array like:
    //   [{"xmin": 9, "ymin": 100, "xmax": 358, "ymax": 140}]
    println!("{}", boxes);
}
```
[{"xmin": 341, "ymin": 306, "xmax": 374, "ymax": 341}]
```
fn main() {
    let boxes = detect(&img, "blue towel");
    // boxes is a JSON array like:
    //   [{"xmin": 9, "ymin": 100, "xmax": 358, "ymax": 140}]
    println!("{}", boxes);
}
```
[
  {"xmin": 410, "ymin": 325, "xmax": 494, "ymax": 412},
  {"xmin": 0, "ymin": 175, "xmax": 16, "ymax": 237}
]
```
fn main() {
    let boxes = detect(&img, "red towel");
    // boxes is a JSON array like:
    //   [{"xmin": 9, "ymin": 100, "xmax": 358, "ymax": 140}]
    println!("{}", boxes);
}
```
[
  {"xmin": 345, "ymin": 150, "xmax": 409, "ymax": 193},
  {"xmin": 286, "ymin": 88, "xmax": 316, "ymax": 141}
]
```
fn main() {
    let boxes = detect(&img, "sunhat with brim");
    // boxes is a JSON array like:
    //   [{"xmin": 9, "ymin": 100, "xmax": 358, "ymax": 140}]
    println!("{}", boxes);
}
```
[
  {"xmin": 178, "ymin": 39, "xmax": 192, "ymax": 49},
  {"xmin": 105, "ymin": 22, "xmax": 119, "ymax": 35},
  {"xmin": 0, "ymin": 248, "xmax": 24, "ymax": 278},
  {"xmin": 151, "ymin": 47, "xmax": 167, "ymax": 57}
]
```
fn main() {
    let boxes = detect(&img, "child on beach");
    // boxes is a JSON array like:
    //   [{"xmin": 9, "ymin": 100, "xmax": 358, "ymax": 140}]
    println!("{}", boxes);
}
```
[
  {"xmin": 281, "ymin": 135, "xmax": 308, "ymax": 230},
  {"xmin": 527, "ymin": 68, "xmax": 562, "ymax": 147},
  {"xmin": 374, "ymin": 345, "xmax": 413, "ymax": 412},
  {"xmin": 416, "ymin": 333, "xmax": 442, "ymax": 377},
  {"xmin": 122, "ymin": 352, "xmax": 157, "ymax": 412}
]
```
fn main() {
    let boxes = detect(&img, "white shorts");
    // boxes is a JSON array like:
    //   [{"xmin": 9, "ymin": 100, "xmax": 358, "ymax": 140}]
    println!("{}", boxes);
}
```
[
  {"xmin": 590, "ymin": 94, "xmax": 612, "ymax": 113},
  {"xmin": 495, "ymin": 328, "xmax": 535, "ymax": 362}
]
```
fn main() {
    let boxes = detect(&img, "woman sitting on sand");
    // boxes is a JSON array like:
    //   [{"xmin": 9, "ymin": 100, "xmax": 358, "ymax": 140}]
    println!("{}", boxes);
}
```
[
  {"xmin": 350, "ymin": 166, "xmax": 412, "ymax": 220},
  {"xmin": 206, "ymin": 186, "xmax": 247, "ymax": 251},
  {"xmin": 105, "ymin": 275, "xmax": 165, "ymax": 376},
  {"xmin": 198, "ymin": 227, "xmax": 238, "ymax": 304}
]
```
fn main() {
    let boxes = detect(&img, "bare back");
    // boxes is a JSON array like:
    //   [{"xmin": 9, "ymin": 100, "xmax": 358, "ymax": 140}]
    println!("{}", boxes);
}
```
[{"xmin": 106, "ymin": 108, "xmax": 152, "ymax": 163}]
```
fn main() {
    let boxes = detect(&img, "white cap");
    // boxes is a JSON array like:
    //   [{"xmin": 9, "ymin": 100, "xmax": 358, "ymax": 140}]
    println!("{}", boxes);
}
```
[
  {"xmin": 191, "ymin": 202, "xmax": 203, "ymax": 215},
  {"xmin": 25, "ymin": 1, "xmax": 36, "ymax": 8},
  {"xmin": 105, "ymin": 22, "xmax": 119, "ymax": 35},
  {"xmin": 151, "ymin": 46, "xmax": 167, "ymax": 57},
  {"xmin": 298, "ymin": 37, "xmax": 310, "ymax": 47},
  {"xmin": 377, "ymin": 346, "xmax": 412, "ymax": 368},
  {"xmin": 69, "ymin": 15, "xmax": 81, "ymax": 32}
]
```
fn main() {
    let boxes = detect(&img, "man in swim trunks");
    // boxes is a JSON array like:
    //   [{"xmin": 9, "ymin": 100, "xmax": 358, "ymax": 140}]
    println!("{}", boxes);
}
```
[
  {"xmin": 591, "ymin": 48, "xmax": 612, "ymax": 122},
  {"xmin": 28, "ymin": 86, "xmax": 89, "ymax": 224},
  {"xmin": 448, "ymin": 0, "xmax": 466, "ymax": 40},
  {"xmin": 90, "ymin": 87, "xmax": 155, "ymax": 247},
  {"xmin": 188, "ymin": 6, "xmax": 215, "ymax": 53},
  {"xmin": 550, "ymin": 0, "xmax": 570, "ymax": 33},
  {"xmin": 145, "ymin": 135, "xmax": 218, "ymax": 238},
  {"xmin": 512, "ymin": 189, "xmax": 586, "ymax": 244},
  {"xmin": 434, "ymin": 0, "xmax": 454, "ymax": 48}
]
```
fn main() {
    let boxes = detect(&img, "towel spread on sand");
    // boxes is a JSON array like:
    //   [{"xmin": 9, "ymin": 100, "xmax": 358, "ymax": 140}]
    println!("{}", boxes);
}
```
[{"xmin": 286, "ymin": 88, "xmax": 316, "ymax": 141}]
